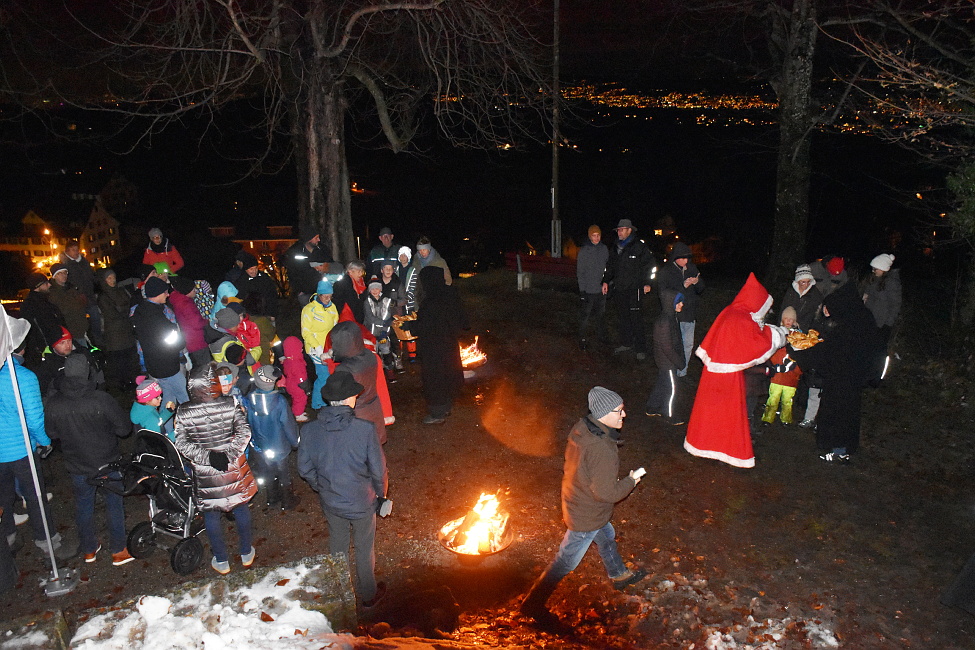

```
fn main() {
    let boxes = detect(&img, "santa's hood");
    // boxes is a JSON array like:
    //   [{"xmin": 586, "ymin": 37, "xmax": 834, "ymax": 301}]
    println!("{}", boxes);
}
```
[
  {"xmin": 695, "ymin": 273, "xmax": 784, "ymax": 373},
  {"xmin": 330, "ymin": 321, "xmax": 365, "ymax": 362}
]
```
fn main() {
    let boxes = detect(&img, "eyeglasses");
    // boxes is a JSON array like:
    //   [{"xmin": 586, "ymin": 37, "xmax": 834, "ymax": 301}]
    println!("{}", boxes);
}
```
[{"xmin": 611, "ymin": 406, "xmax": 625, "ymax": 414}]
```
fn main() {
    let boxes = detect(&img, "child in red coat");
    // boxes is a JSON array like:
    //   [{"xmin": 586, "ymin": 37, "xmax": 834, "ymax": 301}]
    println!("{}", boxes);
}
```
[
  {"xmin": 280, "ymin": 336, "xmax": 310, "ymax": 422},
  {"xmin": 762, "ymin": 306, "xmax": 802, "ymax": 425}
]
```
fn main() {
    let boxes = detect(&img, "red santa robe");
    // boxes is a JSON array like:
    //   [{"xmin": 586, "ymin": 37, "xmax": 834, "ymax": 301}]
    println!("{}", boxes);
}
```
[{"xmin": 684, "ymin": 273, "xmax": 786, "ymax": 468}]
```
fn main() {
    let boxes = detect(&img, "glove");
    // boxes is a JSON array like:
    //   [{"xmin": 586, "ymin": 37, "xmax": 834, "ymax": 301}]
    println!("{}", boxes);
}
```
[
  {"xmin": 37, "ymin": 444, "xmax": 54, "ymax": 459},
  {"xmin": 208, "ymin": 451, "xmax": 230, "ymax": 472}
]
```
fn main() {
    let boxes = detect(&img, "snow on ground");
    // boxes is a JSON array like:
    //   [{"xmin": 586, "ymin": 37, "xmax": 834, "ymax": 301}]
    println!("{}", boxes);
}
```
[{"xmin": 70, "ymin": 560, "xmax": 356, "ymax": 649}]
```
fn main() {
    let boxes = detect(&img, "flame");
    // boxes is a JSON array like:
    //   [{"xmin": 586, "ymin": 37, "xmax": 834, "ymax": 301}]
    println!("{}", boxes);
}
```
[
  {"xmin": 440, "ymin": 493, "xmax": 510, "ymax": 555},
  {"xmin": 460, "ymin": 336, "xmax": 487, "ymax": 368}
]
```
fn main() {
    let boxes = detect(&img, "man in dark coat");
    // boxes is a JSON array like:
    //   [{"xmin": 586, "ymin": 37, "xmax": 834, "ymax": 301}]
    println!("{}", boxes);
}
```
[
  {"xmin": 17, "ymin": 272, "xmax": 66, "ymax": 368},
  {"xmin": 48, "ymin": 263, "xmax": 90, "ymax": 345},
  {"xmin": 130, "ymin": 277, "xmax": 188, "ymax": 415},
  {"xmin": 576, "ymin": 225, "xmax": 609, "ymax": 350},
  {"xmin": 232, "ymin": 251, "xmax": 280, "ymax": 320},
  {"xmin": 520, "ymin": 387, "xmax": 647, "ymax": 627},
  {"xmin": 368, "ymin": 227, "xmax": 401, "ymax": 278},
  {"xmin": 281, "ymin": 227, "xmax": 332, "ymax": 301},
  {"xmin": 601, "ymin": 219, "xmax": 656, "ymax": 360},
  {"xmin": 297, "ymin": 372, "xmax": 389, "ymax": 608},
  {"xmin": 657, "ymin": 242, "xmax": 704, "ymax": 376},
  {"xmin": 790, "ymin": 283, "xmax": 880, "ymax": 462},
  {"xmin": 60, "ymin": 241, "xmax": 101, "ymax": 344},
  {"xmin": 44, "ymin": 354, "xmax": 133, "ymax": 565},
  {"xmin": 399, "ymin": 265, "xmax": 469, "ymax": 424}
]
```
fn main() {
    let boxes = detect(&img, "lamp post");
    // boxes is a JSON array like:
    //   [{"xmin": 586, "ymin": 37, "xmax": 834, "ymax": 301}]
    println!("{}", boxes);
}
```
[{"xmin": 550, "ymin": 0, "xmax": 561, "ymax": 258}]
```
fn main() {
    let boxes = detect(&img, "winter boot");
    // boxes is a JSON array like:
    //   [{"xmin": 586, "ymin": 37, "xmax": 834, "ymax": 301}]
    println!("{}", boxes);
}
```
[
  {"xmin": 761, "ymin": 403, "xmax": 777, "ymax": 424},
  {"xmin": 520, "ymin": 576, "xmax": 561, "ymax": 628}
]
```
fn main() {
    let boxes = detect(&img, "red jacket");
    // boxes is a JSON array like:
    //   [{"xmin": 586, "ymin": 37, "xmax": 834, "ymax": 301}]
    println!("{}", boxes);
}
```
[
  {"xmin": 769, "ymin": 347, "xmax": 802, "ymax": 388},
  {"xmin": 169, "ymin": 290, "xmax": 208, "ymax": 353}
]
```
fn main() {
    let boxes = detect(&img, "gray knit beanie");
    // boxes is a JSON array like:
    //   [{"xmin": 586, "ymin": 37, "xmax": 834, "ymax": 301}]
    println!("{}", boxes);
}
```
[{"xmin": 588, "ymin": 386, "xmax": 623, "ymax": 420}]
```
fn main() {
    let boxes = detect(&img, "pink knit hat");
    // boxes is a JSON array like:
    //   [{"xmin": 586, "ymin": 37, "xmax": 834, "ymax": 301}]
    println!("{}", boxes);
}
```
[{"xmin": 135, "ymin": 376, "xmax": 163, "ymax": 403}]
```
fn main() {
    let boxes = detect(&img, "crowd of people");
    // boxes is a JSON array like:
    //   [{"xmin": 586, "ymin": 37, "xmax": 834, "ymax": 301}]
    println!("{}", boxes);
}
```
[{"xmin": 1, "ymin": 224, "xmax": 463, "ymax": 609}]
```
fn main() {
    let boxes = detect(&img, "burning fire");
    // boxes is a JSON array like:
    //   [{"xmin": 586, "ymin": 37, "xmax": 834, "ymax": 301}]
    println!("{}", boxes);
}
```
[
  {"xmin": 459, "ymin": 336, "xmax": 487, "ymax": 368},
  {"xmin": 440, "ymin": 492, "xmax": 510, "ymax": 555}
]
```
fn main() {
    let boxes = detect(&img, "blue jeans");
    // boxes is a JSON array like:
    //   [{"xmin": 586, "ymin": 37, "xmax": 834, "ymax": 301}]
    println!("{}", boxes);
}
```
[
  {"xmin": 677, "ymin": 321, "xmax": 695, "ymax": 376},
  {"xmin": 71, "ymin": 473, "xmax": 126, "ymax": 554},
  {"xmin": 203, "ymin": 504, "xmax": 253, "ymax": 563},
  {"xmin": 539, "ymin": 522, "xmax": 628, "ymax": 584},
  {"xmin": 156, "ymin": 367, "xmax": 189, "ymax": 433},
  {"xmin": 311, "ymin": 361, "xmax": 330, "ymax": 410}
]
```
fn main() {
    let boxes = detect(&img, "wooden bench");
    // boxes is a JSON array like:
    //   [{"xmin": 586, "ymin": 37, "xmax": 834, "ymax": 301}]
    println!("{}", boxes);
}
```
[{"xmin": 503, "ymin": 252, "xmax": 576, "ymax": 290}]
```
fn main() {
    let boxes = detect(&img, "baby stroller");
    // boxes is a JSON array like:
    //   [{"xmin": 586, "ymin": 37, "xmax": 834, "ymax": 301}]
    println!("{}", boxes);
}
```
[{"xmin": 90, "ymin": 429, "xmax": 206, "ymax": 575}]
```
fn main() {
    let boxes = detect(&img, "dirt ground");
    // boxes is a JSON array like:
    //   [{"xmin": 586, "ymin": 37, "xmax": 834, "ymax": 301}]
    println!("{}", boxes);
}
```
[{"xmin": 2, "ymin": 268, "xmax": 974, "ymax": 648}]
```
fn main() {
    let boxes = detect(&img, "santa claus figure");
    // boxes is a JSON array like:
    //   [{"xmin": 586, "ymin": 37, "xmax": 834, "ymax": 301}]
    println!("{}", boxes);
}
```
[{"xmin": 684, "ymin": 273, "xmax": 786, "ymax": 468}]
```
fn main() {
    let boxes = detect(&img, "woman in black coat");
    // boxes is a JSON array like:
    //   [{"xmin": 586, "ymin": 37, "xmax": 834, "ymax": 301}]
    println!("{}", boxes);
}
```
[
  {"xmin": 790, "ymin": 283, "xmax": 880, "ymax": 462},
  {"xmin": 401, "ymin": 265, "xmax": 469, "ymax": 424}
]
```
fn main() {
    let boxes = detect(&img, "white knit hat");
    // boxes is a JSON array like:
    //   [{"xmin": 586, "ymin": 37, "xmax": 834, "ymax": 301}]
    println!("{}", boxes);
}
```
[
  {"xmin": 588, "ymin": 386, "xmax": 623, "ymax": 420},
  {"xmin": 794, "ymin": 264, "xmax": 815, "ymax": 282},
  {"xmin": 870, "ymin": 254, "xmax": 894, "ymax": 272}
]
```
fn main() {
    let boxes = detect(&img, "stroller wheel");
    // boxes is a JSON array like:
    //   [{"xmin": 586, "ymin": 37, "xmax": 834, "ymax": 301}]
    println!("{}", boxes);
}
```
[
  {"xmin": 171, "ymin": 537, "xmax": 204, "ymax": 575},
  {"xmin": 127, "ymin": 522, "xmax": 157, "ymax": 559}
]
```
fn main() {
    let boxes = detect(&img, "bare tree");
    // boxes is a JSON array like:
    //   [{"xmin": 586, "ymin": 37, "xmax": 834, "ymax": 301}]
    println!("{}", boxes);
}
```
[{"xmin": 0, "ymin": 0, "xmax": 553, "ymax": 261}]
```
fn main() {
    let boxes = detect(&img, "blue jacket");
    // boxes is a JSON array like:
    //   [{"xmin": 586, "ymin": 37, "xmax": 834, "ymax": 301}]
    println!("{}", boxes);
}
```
[
  {"xmin": 297, "ymin": 405, "xmax": 387, "ymax": 519},
  {"xmin": 130, "ymin": 401, "xmax": 175, "ymax": 439},
  {"xmin": 245, "ymin": 389, "xmax": 298, "ymax": 460},
  {"xmin": 0, "ymin": 355, "xmax": 50, "ymax": 462}
]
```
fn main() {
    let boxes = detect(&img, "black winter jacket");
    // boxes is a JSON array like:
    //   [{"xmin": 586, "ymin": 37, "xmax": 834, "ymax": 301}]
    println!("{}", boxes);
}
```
[
  {"xmin": 654, "ymin": 290, "xmax": 686, "ymax": 372},
  {"xmin": 602, "ymin": 236, "xmax": 656, "ymax": 295},
  {"xmin": 233, "ymin": 271, "xmax": 280, "ymax": 318},
  {"xmin": 130, "ymin": 300, "xmax": 184, "ymax": 378},
  {"xmin": 44, "ymin": 376, "xmax": 129, "ymax": 477}
]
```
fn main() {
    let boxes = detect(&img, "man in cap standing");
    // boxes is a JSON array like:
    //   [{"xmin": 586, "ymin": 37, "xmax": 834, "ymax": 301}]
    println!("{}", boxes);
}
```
[
  {"xmin": 130, "ymin": 277, "xmax": 188, "ymax": 424},
  {"xmin": 297, "ymin": 372, "xmax": 389, "ymax": 608},
  {"xmin": 368, "ymin": 227, "xmax": 400, "ymax": 278},
  {"xmin": 658, "ymin": 242, "xmax": 704, "ymax": 376},
  {"xmin": 520, "ymin": 386, "xmax": 647, "ymax": 627},
  {"xmin": 232, "ymin": 252, "xmax": 280, "ymax": 320},
  {"xmin": 601, "ymin": 219, "xmax": 657, "ymax": 360},
  {"xmin": 48, "ymin": 262, "xmax": 90, "ymax": 345},
  {"xmin": 60, "ymin": 240, "xmax": 102, "ymax": 345}
]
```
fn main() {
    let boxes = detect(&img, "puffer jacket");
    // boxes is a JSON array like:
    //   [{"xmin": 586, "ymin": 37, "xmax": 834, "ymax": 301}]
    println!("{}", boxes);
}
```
[
  {"xmin": 174, "ymin": 366, "xmax": 257, "ymax": 512},
  {"xmin": 0, "ymin": 356, "xmax": 50, "ymax": 463}
]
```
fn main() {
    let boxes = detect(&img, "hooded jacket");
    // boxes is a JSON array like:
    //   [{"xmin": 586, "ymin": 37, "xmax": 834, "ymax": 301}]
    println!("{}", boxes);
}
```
[
  {"xmin": 0, "ymin": 356, "xmax": 50, "ymax": 463},
  {"xmin": 44, "ymin": 374, "xmax": 129, "ymax": 478},
  {"xmin": 561, "ymin": 416, "xmax": 637, "ymax": 532},
  {"xmin": 297, "ymin": 404, "xmax": 387, "ymax": 519},
  {"xmin": 174, "ymin": 366, "xmax": 257, "ymax": 512},
  {"xmin": 19, "ymin": 289, "xmax": 67, "ymax": 360},
  {"xmin": 245, "ymin": 388, "xmax": 298, "ymax": 459},
  {"xmin": 330, "ymin": 321, "xmax": 386, "ymax": 444},
  {"xmin": 301, "ymin": 296, "xmax": 339, "ymax": 355},
  {"xmin": 780, "ymin": 278, "xmax": 823, "ymax": 332},
  {"xmin": 96, "ymin": 270, "xmax": 137, "ymax": 353},
  {"xmin": 142, "ymin": 238, "xmax": 184, "ymax": 273},
  {"xmin": 654, "ymin": 290, "xmax": 687, "ymax": 372},
  {"xmin": 657, "ymin": 242, "xmax": 704, "ymax": 322},
  {"xmin": 169, "ymin": 288, "xmax": 208, "ymax": 354}
]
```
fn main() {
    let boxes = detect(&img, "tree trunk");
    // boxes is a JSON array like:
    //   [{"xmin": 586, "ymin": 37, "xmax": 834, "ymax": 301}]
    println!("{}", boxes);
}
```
[
  {"xmin": 766, "ymin": 0, "xmax": 817, "ymax": 290},
  {"xmin": 295, "ymin": 63, "xmax": 356, "ymax": 263}
]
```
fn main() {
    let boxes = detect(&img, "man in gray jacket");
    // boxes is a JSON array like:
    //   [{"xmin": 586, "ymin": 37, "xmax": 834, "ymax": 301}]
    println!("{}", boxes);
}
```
[
  {"xmin": 576, "ymin": 225, "xmax": 609, "ymax": 351},
  {"xmin": 297, "ymin": 372, "xmax": 389, "ymax": 608},
  {"xmin": 520, "ymin": 386, "xmax": 647, "ymax": 627}
]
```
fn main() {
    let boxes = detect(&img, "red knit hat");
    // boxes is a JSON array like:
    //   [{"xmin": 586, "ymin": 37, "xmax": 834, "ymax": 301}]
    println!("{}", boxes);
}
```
[
  {"xmin": 825, "ymin": 257, "xmax": 845, "ymax": 276},
  {"xmin": 53, "ymin": 326, "xmax": 72, "ymax": 347}
]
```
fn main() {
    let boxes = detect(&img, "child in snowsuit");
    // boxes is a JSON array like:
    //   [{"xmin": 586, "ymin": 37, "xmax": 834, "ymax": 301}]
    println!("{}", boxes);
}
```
[
  {"xmin": 129, "ymin": 376, "xmax": 176, "ymax": 439},
  {"xmin": 645, "ymin": 291, "xmax": 686, "ymax": 423},
  {"xmin": 244, "ymin": 366, "xmax": 299, "ymax": 510},
  {"xmin": 363, "ymin": 280, "xmax": 397, "ymax": 378},
  {"xmin": 762, "ymin": 306, "xmax": 802, "ymax": 425},
  {"xmin": 279, "ymin": 336, "xmax": 311, "ymax": 422}
]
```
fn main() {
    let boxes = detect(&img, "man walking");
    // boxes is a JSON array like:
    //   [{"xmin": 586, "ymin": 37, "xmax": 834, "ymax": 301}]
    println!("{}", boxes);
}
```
[
  {"xmin": 657, "ymin": 242, "xmax": 704, "ymax": 376},
  {"xmin": 520, "ymin": 386, "xmax": 647, "ymax": 627},
  {"xmin": 601, "ymin": 219, "xmax": 656, "ymax": 360},
  {"xmin": 298, "ymin": 372, "xmax": 389, "ymax": 608},
  {"xmin": 576, "ymin": 225, "xmax": 609, "ymax": 350}
]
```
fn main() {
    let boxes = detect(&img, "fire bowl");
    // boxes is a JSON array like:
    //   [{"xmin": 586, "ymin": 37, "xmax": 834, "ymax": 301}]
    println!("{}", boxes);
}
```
[{"xmin": 436, "ymin": 524, "xmax": 514, "ymax": 566}]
